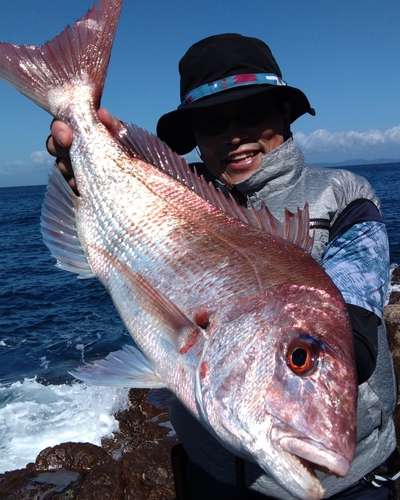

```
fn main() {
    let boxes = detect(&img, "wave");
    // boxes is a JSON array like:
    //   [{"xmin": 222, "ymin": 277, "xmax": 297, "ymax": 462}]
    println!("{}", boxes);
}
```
[{"xmin": 0, "ymin": 378, "xmax": 130, "ymax": 473}]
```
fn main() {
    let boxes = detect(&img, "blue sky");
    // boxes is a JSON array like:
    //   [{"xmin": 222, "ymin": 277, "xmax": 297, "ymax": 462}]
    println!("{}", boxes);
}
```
[{"xmin": 0, "ymin": 0, "xmax": 399, "ymax": 187}]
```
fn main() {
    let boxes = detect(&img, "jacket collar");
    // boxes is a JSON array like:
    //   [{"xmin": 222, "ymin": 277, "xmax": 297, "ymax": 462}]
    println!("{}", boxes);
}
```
[
  {"xmin": 235, "ymin": 138, "xmax": 304, "ymax": 197},
  {"xmin": 213, "ymin": 138, "xmax": 305, "ymax": 200}
]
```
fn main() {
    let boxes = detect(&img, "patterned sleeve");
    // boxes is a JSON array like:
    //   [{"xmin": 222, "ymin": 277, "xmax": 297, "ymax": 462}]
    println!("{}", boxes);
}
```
[{"xmin": 322, "ymin": 221, "xmax": 390, "ymax": 319}]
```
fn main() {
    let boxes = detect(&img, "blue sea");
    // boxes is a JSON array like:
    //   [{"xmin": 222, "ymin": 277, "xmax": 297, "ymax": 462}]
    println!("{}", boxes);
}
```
[{"xmin": 0, "ymin": 161, "xmax": 399, "ymax": 473}]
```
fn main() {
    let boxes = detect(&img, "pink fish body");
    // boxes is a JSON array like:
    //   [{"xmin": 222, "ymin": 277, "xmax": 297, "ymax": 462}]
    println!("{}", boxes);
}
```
[{"xmin": 0, "ymin": 1, "xmax": 357, "ymax": 498}]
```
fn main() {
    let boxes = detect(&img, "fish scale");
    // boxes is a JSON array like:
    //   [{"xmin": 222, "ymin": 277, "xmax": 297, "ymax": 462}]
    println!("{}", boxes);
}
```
[{"xmin": 0, "ymin": 1, "xmax": 357, "ymax": 498}]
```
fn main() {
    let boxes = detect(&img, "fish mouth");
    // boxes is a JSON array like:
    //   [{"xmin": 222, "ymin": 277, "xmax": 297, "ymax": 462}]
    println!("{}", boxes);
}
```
[
  {"xmin": 263, "ymin": 424, "xmax": 353, "ymax": 500},
  {"xmin": 277, "ymin": 450, "xmax": 325, "ymax": 500},
  {"xmin": 280, "ymin": 436, "xmax": 351, "ymax": 478},
  {"xmin": 271, "ymin": 436, "xmax": 351, "ymax": 500}
]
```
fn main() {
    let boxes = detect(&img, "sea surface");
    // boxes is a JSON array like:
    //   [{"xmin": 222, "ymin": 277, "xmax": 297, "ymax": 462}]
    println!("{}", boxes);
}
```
[{"xmin": 0, "ymin": 161, "xmax": 399, "ymax": 473}]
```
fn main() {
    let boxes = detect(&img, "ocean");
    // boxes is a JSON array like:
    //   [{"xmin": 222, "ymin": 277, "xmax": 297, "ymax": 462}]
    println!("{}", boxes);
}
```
[{"xmin": 0, "ymin": 161, "xmax": 399, "ymax": 473}]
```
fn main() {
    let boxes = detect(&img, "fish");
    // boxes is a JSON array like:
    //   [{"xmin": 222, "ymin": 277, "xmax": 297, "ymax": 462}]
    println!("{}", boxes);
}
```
[{"xmin": 0, "ymin": 1, "xmax": 357, "ymax": 498}]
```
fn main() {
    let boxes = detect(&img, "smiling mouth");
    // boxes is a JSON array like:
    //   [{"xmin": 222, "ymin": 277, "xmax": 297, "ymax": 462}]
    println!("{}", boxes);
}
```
[{"xmin": 226, "ymin": 151, "xmax": 259, "ymax": 163}]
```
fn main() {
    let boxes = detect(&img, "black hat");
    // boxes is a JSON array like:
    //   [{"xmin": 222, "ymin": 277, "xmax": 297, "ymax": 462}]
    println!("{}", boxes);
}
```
[{"xmin": 156, "ymin": 33, "xmax": 315, "ymax": 155}]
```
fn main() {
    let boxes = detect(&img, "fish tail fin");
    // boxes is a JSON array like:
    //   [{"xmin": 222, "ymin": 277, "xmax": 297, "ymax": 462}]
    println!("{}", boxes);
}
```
[{"xmin": 0, "ymin": 0, "xmax": 123, "ymax": 116}]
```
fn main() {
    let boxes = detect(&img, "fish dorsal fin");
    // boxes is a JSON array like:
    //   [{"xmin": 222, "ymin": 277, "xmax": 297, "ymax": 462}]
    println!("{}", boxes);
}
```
[
  {"xmin": 117, "ymin": 124, "xmax": 313, "ymax": 253},
  {"xmin": 41, "ymin": 165, "xmax": 94, "ymax": 278},
  {"xmin": 70, "ymin": 344, "xmax": 165, "ymax": 388}
]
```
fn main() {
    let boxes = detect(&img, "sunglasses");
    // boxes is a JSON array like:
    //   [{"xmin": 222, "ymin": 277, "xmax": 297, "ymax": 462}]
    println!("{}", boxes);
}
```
[{"xmin": 192, "ymin": 103, "xmax": 278, "ymax": 137}]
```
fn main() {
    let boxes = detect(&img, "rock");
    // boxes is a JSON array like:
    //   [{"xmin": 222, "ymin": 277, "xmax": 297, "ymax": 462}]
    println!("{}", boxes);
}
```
[
  {"xmin": 122, "ymin": 442, "xmax": 177, "ymax": 500},
  {"xmin": 0, "ymin": 388, "xmax": 179, "ymax": 500},
  {"xmin": 384, "ymin": 266, "xmax": 400, "ymax": 495},
  {"xmin": 76, "ymin": 460, "xmax": 125, "ymax": 500},
  {"xmin": 0, "ymin": 463, "xmax": 84, "ymax": 499},
  {"xmin": 385, "ymin": 305, "xmax": 400, "ymax": 368},
  {"xmin": 389, "ymin": 291, "xmax": 400, "ymax": 305},
  {"xmin": 391, "ymin": 266, "xmax": 400, "ymax": 287},
  {"xmin": 35, "ymin": 442, "xmax": 112, "ymax": 474},
  {"xmin": 384, "ymin": 303, "xmax": 400, "ymax": 430}
]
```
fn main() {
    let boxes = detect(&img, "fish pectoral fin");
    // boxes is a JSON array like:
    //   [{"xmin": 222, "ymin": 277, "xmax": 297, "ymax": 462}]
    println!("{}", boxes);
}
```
[
  {"xmin": 113, "ymin": 262, "xmax": 205, "ymax": 353},
  {"xmin": 70, "ymin": 344, "xmax": 165, "ymax": 388},
  {"xmin": 41, "ymin": 166, "xmax": 94, "ymax": 278}
]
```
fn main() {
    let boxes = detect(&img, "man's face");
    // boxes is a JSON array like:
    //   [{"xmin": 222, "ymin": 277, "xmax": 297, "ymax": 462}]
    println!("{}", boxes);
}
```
[{"xmin": 191, "ymin": 94, "xmax": 289, "ymax": 187}]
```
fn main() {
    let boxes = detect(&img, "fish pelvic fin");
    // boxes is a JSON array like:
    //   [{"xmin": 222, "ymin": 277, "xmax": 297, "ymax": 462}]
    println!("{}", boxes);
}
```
[
  {"xmin": 117, "ymin": 123, "xmax": 314, "ymax": 253},
  {"xmin": 147, "ymin": 388, "xmax": 177, "ymax": 409},
  {"xmin": 70, "ymin": 344, "xmax": 165, "ymax": 388},
  {"xmin": 41, "ymin": 165, "xmax": 94, "ymax": 278},
  {"xmin": 0, "ymin": 0, "xmax": 122, "ymax": 116}
]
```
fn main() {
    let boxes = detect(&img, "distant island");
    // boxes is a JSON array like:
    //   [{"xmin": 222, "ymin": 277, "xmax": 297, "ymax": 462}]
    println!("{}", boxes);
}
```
[{"xmin": 310, "ymin": 158, "xmax": 400, "ymax": 168}]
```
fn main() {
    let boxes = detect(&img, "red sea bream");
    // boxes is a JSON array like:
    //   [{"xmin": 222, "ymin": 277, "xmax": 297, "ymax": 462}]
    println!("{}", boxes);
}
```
[{"xmin": 0, "ymin": 1, "xmax": 357, "ymax": 498}]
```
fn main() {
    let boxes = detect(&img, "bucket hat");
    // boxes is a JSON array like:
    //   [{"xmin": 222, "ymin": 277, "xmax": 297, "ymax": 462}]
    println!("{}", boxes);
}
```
[{"xmin": 156, "ymin": 33, "xmax": 315, "ymax": 155}]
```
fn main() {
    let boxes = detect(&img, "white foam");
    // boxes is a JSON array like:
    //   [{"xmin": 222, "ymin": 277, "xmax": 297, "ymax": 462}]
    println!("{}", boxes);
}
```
[
  {"xmin": 0, "ymin": 378, "xmax": 130, "ymax": 473},
  {"xmin": 386, "ymin": 263, "xmax": 400, "ymax": 305}
]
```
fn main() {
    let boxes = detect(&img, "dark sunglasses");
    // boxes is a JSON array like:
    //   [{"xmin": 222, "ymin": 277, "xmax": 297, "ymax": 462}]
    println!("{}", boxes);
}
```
[{"xmin": 192, "ymin": 104, "xmax": 278, "ymax": 137}]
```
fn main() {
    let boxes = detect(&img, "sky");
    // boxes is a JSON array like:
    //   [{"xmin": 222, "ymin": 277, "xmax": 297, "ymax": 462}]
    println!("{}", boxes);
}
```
[{"xmin": 0, "ymin": 0, "xmax": 399, "ymax": 187}]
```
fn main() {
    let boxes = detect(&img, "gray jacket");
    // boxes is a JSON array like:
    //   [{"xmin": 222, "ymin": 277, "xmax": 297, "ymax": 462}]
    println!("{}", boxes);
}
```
[
  {"xmin": 171, "ymin": 138, "xmax": 397, "ymax": 498},
  {"xmin": 213, "ymin": 137, "xmax": 381, "ymax": 264}
]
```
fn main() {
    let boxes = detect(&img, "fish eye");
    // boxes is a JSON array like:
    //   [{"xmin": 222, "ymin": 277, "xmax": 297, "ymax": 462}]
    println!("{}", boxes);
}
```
[{"xmin": 286, "ymin": 337, "xmax": 319, "ymax": 376}]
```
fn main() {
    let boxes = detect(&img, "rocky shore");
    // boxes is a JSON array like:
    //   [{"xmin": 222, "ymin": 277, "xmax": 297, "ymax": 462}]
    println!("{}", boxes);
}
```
[
  {"xmin": 0, "ymin": 389, "xmax": 179, "ymax": 499},
  {"xmin": 1, "ymin": 268, "xmax": 400, "ymax": 499},
  {"xmin": 384, "ymin": 266, "xmax": 400, "ymax": 434}
]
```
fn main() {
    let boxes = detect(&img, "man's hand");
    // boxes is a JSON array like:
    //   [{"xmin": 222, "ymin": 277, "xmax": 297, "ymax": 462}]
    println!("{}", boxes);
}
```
[{"xmin": 46, "ymin": 108, "xmax": 122, "ymax": 194}]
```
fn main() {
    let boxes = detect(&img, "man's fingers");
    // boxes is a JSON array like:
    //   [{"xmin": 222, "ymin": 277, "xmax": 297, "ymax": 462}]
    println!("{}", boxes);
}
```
[
  {"xmin": 46, "ymin": 134, "xmax": 71, "ymax": 158},
  {"xmin": 56, "ymin": 157, "xmax": 73, "ymax": 177},
  {"xmin": 56, "ymin": 157, "xmax": 79, "ymax": 195},
  {"xmin": 67, "ymin": 176, "xmax": 78, "ymax": 195},
  {"xmin": 98, "ymin": 108, "xmax": 124, "ymax": 134},
  {"xmin": 46, "ymin": 111, "xmax": 120, "ymax": 197},
  {"xmin": 50, "ymin": 121, "xmax": 73, "ymax": 149}
]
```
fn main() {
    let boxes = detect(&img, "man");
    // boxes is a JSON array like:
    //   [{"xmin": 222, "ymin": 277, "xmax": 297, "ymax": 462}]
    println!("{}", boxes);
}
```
[{"xmin": 47, "ymin": 33, "xmax": 399, "ymax": 499}]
